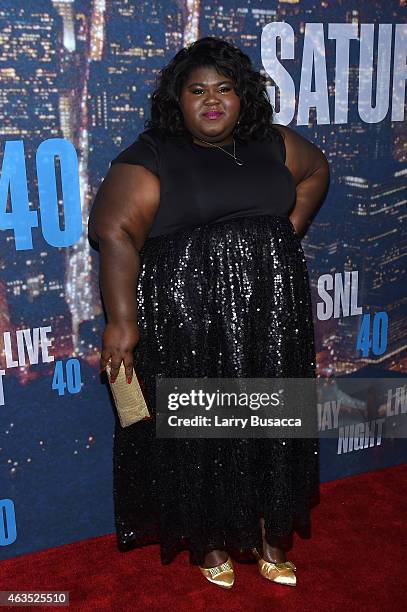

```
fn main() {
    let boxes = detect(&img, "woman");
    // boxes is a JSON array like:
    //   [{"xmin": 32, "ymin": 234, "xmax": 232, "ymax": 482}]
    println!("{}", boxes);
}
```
[{"xmin": 88, "ymin": 37, "xmax": 329, "ymax": 589}]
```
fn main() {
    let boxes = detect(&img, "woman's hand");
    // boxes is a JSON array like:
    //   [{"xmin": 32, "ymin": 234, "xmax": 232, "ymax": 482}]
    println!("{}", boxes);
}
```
[
  {"xmin": 288, "ymin": 216, "xmax": 299, "ymax": 236},
  {"xmin": 100, "ymin": 321, "xmax": 140, "ymax": 384}
]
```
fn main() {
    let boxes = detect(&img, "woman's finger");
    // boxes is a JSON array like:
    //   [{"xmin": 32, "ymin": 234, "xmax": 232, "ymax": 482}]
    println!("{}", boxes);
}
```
[
  {"xmin": 123, "ymin": 356, "xmax": 134, "ymax": 384},
  {"xmin": 108, "ymin": 358, "xmax": 122, "ymax": 383},
  {"xmin": 100, "ymin": 350, "xmax": 112, "ymax": 372}
]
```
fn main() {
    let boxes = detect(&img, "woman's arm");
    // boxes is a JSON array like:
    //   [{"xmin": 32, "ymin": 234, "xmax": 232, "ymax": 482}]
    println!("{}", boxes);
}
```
[
  {"xmin": 88, "ymin": 164, "xmax": 160, "ymax": 382},
  {"xmin": 273, "ymin": 125, "xmax": 330, "ymax": 238}
]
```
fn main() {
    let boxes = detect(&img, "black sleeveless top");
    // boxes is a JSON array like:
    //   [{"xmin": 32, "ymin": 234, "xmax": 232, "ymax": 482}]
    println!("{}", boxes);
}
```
[{"xmin": 110, "ymin": 127, "xmax": 296, "ymax": 239}]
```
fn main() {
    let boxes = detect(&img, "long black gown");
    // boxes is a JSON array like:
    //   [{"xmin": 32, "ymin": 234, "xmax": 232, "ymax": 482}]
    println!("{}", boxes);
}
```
[{"xmin": 109, "ymin": 126, "xmax": 319, "ymax": 564}]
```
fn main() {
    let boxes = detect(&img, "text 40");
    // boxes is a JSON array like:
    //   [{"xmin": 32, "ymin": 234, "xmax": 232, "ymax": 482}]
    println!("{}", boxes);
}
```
[
  {"xmin": 356, "ymin": 312, "xmax": 388, "ymax": 357},
  {"xmin": 52, "ymin": 359, "xmax": 82, "ymax": 396},
  {"xmin": 0, "ymin": 139, "xmax": 82, "ymax": 250}
]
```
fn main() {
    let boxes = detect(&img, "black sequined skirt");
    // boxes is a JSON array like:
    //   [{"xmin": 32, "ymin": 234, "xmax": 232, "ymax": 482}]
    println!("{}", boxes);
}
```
[{"xmin": 113, "ymin": 214, "xmax": 320, "ymax": 564}]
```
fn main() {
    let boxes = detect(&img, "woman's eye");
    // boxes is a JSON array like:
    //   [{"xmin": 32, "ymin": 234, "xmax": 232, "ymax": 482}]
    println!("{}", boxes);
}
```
[{"xmin": 191, "ymin": 87, "xmax": 231, "ymax": 94}]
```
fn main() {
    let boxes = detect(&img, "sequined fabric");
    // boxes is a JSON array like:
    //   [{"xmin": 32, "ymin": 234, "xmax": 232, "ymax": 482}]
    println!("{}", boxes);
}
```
[{"xmin": 112, "ymin": 214, "xmax": 319, "ymax": 564}]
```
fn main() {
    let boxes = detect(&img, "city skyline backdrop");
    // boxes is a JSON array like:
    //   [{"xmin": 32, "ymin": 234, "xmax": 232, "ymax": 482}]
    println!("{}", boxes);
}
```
[{"xmin": 0, "ymin": 0, "xmax": 406, "ymax": 561}]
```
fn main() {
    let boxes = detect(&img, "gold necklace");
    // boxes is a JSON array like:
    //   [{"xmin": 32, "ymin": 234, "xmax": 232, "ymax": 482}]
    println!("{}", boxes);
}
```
[{"xmin": 193, "ymin": 136, "xmax": 244, "ymax": 166}]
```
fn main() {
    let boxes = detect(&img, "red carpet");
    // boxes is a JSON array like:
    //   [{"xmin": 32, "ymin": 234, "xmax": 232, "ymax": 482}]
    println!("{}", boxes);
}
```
[{"xmin": 1, "ymin": 464, "xmax": 406, "ymax": 611}]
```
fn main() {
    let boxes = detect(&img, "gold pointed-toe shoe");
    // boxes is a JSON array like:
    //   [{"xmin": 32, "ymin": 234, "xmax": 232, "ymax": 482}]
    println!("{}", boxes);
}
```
[
  {"xmin": 252, "ymin": 548, "xmax": 297, "ymax": 586},
  {"xmin": 198, "ymin": 556, "xmax": 235, "ymax": 589}
]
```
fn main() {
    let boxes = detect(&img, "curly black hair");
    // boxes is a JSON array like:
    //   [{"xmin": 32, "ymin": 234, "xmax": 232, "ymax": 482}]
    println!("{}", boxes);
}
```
[{"xmin": 144, "ymin": 36, "xmax": 280, "ymax": 144}]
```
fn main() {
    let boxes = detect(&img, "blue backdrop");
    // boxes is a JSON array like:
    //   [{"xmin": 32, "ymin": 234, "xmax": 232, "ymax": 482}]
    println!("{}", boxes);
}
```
[{"xmin": 0, "ymin": 0, "xmax": 406, "ymax": 559}]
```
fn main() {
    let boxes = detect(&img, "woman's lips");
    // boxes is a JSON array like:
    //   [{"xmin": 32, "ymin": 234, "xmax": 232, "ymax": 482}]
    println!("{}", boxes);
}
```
[{"xmin": 202, "ymin": 111, "xmax": 223, "ymax": 120}]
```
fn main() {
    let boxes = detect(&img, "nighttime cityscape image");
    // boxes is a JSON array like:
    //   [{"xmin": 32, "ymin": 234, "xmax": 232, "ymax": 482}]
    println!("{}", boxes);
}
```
[{"xmin": 0, "ymin": 1, "xmax": 406, "ymax": 608}]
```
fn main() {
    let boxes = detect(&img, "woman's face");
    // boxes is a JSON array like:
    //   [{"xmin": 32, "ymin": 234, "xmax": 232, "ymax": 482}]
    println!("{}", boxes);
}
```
[{"xmin": 178, "ymin": 65, "xmax": 241, "ymax": 146}]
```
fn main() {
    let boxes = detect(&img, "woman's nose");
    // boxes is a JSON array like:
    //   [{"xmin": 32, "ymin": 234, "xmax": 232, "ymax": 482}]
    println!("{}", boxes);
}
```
[{"xmin": 203, "ymin": 89, "xmax": 222, "ymax": 104}]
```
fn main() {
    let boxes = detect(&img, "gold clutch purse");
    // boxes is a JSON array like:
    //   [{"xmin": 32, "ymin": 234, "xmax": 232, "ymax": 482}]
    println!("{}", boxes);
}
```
[{"xmin": 105, "ymin": 361, "xmax": 151, "ymax": 427}]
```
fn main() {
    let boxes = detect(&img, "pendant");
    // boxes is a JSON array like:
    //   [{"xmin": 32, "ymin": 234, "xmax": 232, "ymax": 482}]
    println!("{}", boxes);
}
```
[{"xmin": 234, "ymin": 157, "xmax": 244, "ymax": 166}]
